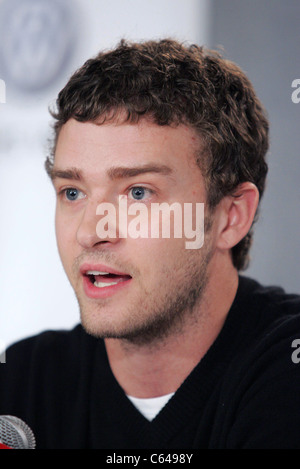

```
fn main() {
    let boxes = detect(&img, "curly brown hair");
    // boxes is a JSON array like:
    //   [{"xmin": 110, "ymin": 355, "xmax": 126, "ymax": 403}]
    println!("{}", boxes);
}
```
[{"xmin": 46, "ymin": 38, "xmax": 269, "ymax": 271}]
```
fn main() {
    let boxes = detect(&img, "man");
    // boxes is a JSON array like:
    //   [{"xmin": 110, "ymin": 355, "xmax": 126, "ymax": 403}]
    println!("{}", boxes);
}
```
[{"xmin": 1, "ymin": 39, "xmax": 300, "ymax": 449}]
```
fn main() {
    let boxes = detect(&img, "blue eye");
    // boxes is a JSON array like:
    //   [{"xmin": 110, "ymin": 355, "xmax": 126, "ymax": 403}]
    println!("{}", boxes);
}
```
[
  {"xmin": 129, "ymin": 186, "xmax": 154, "ymax": 201},
  {"xmin": 65, "ymin": 188, "xmax": 84, "ymax": 201},
  {"xmin": 130, "ymin": 187, "xmax": 146, "ymax": 200}
]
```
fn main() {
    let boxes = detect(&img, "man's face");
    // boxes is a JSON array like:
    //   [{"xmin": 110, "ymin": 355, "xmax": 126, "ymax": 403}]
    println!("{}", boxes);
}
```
[{"xmin": 53, "ymin": 118, "xmax": 215, "ymax": 344}]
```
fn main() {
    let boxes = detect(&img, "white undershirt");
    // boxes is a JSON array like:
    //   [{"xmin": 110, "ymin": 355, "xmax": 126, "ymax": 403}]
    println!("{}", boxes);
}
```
[{"xmin": 127, "ymin": 392, "xmax": 175, "ymax": 421}]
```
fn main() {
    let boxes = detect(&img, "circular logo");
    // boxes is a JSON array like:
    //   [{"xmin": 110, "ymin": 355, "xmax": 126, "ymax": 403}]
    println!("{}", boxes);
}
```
[{"xmin": 0, "ymin": 0, "xmax": 79, "ymax": 93}]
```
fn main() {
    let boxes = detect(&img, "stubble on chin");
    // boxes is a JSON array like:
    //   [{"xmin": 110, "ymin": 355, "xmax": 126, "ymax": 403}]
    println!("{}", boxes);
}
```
[
  {"xmin": 71, "ymin": 212, "xmax": 214, "ymax": 346},
  {"xmin": 76, "ymin": 244, "xmax": 213, "ymax": 347}
]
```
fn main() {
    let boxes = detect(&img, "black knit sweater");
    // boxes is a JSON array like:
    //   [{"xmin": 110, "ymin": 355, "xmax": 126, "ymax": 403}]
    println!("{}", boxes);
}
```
[{"xmin": 1, "ymin": 276, "xmax": 300, "ymax": 449}]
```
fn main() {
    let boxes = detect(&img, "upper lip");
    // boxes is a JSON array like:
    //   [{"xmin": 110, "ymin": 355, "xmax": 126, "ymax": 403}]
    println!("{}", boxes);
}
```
[{"xmin": 80, "ymin": 263, "xmax": 131, "ymax": 277}]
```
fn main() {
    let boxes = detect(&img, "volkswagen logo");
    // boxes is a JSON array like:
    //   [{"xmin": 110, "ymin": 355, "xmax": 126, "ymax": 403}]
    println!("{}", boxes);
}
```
[{"xmin": 0, "ymin": 0, "xmax": 79, "ymax": 94}]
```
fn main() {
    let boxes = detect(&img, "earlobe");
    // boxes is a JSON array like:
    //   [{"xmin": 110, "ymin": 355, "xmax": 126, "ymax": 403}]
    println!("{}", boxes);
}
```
[{"xmin": 216, "ymin": 182, "xmax": 259, "ymax": 251}]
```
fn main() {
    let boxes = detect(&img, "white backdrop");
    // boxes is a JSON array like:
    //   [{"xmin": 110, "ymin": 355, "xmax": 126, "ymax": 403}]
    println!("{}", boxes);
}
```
[{"xmin": 0, "ymin": 0, "xmax": 211, "ymax": 351}]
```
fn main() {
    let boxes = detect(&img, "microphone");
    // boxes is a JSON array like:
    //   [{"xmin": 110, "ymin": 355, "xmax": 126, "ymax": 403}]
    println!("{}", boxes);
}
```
[{"xmin": 0, "ymin": 416, "xmax": 36, "ymax": 449}]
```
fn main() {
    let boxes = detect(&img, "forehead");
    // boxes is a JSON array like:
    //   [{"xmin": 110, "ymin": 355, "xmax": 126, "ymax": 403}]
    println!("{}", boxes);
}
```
[{"xmin": 54, "ymin": 118, "xmax": 203, "ymax": 179}]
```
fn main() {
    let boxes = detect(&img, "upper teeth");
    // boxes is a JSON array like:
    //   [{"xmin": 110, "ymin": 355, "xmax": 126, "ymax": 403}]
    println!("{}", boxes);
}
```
[{"xmin": 87, "ymin": 271, "xmax": 110, "ymax": 275}]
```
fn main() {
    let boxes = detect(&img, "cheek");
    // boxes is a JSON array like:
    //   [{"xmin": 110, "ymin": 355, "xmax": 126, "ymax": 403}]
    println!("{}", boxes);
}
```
[
  {"xmin": 55, "ymin": 211, "xmax": 75, "ymax": 264},
  {"xmin": 130, "ymin": 236, "xmax": 187, "ymax": 277}
]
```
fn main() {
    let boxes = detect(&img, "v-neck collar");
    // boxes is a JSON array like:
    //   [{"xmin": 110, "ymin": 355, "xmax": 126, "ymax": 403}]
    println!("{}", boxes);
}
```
[{"xmin": 88, "ymin": 275, "xmax": 257, "ymax": 448}]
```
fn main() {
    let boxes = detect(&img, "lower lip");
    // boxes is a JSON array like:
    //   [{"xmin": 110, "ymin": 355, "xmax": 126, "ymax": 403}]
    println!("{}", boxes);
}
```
[{"xmin": 82, "ymin": 275, "xmax": 132, "ymax": 299}]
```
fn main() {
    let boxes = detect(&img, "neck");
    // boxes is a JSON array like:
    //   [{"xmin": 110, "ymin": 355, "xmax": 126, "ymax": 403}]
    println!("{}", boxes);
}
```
[{"xmin": 105, "ymin": 261, "xmax": 239, "ymax": 398}]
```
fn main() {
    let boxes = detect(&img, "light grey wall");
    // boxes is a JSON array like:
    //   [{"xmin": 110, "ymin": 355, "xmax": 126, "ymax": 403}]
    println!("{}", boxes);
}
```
[{"xmin": 209, "ymin": 0, "xmax": 300, "ymax": 293}]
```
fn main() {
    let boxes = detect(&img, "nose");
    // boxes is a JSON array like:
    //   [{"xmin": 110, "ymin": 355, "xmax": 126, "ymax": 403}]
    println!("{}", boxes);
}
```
[{"xmin": 76, "ymin": 199, "xmax": 118, "ymax": 249}]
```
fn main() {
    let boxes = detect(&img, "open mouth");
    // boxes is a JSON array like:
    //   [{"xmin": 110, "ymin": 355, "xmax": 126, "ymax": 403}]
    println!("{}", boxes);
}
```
[
  {"xmin": 80, "ymin": 264, "xmax": 133, "ymax": 298},
  {"xmin": 85, "ymin": 270, "xmax": 132, "ymax": 288}
]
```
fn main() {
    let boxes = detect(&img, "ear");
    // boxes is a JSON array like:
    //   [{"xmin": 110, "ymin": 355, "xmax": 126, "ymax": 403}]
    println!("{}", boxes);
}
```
[{"xmin": 216, "ymin": 182, "xmax": 259, "ymax": 251}]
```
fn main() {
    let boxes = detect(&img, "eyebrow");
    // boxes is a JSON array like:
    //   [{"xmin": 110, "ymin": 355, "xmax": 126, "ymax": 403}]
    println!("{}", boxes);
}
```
[
  {"xmin": 50, "ymin": 163, "xmax": 173, "ymax": 182},
  {"xmin": 107, "ymin": 164, "xmax": 173, "ymax": 179},
  {"xmin": 50, "ymin": 167, "xmax": 82, "ymax": 182}
]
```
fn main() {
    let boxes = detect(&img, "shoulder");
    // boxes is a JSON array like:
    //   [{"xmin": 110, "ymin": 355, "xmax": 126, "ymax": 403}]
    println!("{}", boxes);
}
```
[
  {"xmin": 1, "ymin": 324, "xmax": 104, "ymax": 384},
  {"xmin": 237, "ymin": 275, "xmax": 300, "ymax": 332},
  {"xmin": 238, "ymin": 274, "xmax": 300, "ymax": 309},
  {"xmin": 232, "ymin": 276, "xmax": 300, "ymax": 368},
  {"xmin": 223, "ymin": 276, "xmax": 300, "ymax": 403},
  {"xmin": 0, "ymin": 326, "xmax": 105, "ymax": 446},
  {"xmin": 0, "ymin": 325, "xmax": 106, "ymax": 417},
  {"xmin": 220, "ymin": 277, "xmax": 300, "ymax": 447},
  {"xmin": 223, "ymin": 275, "xmax": 300, "ymax": 365},
  {"xmin": 5, "ymin": 324, "xmax": 91, "ymax": 360}
]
